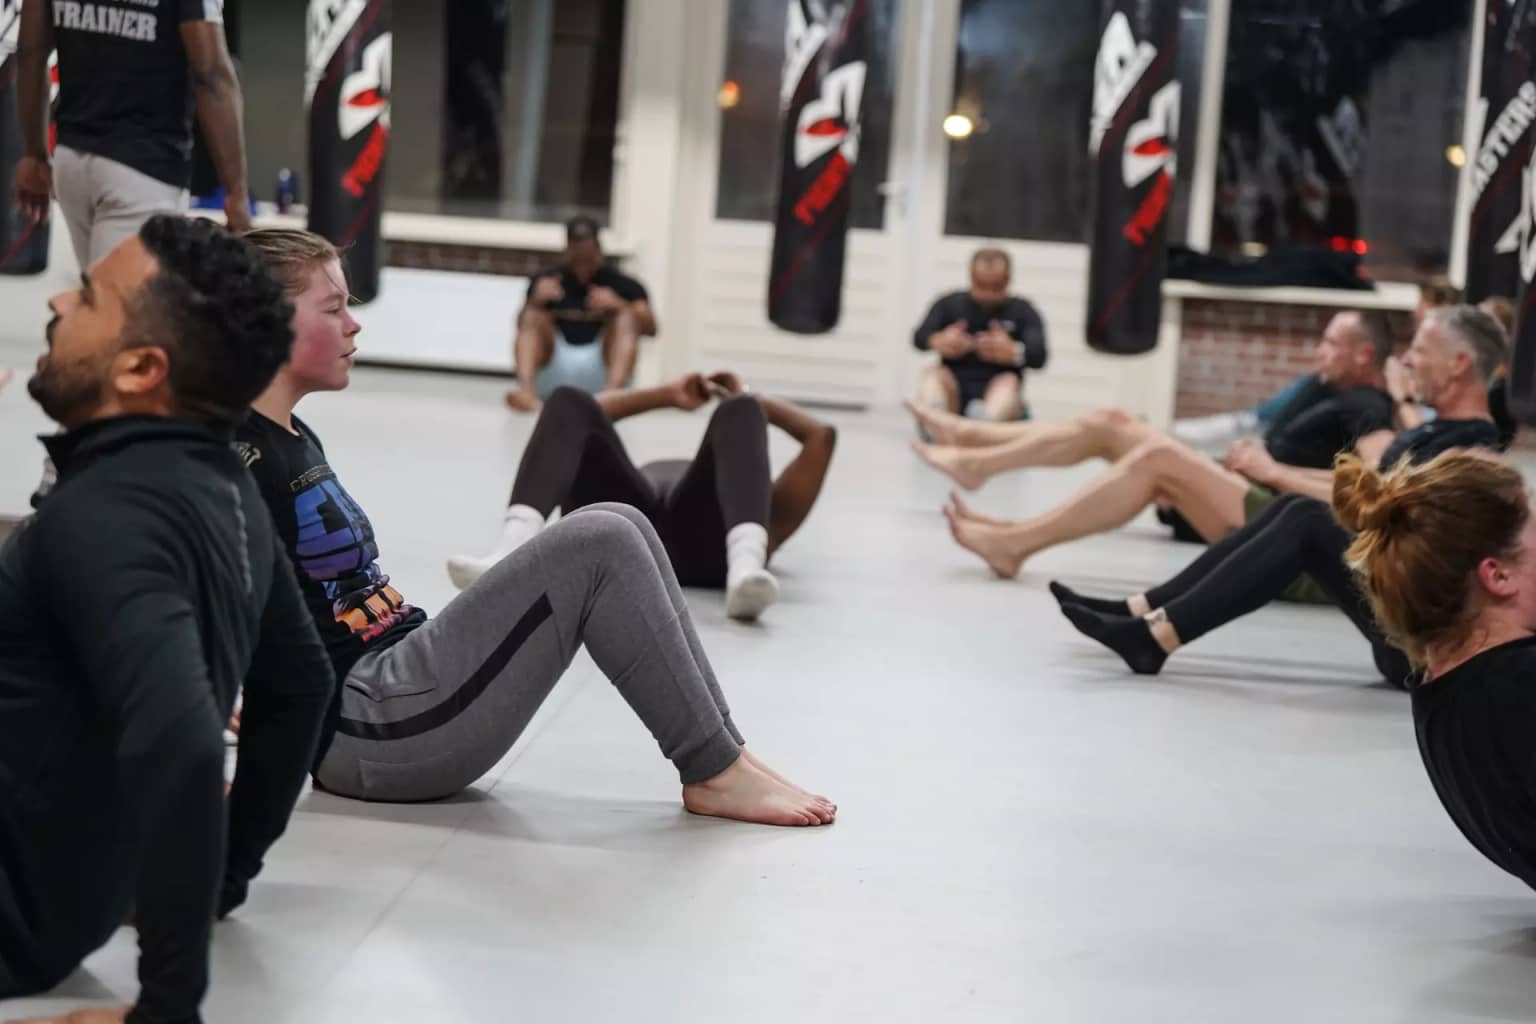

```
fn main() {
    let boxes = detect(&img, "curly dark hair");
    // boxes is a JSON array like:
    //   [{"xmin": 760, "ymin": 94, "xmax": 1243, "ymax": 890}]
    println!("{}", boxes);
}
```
[{"xmin": 129, "ymin": 215, "xmax": 295, "ymax": 424}]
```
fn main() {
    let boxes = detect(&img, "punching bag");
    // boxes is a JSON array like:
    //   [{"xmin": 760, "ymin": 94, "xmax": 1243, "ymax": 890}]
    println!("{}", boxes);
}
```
[
  {"xmin": 0, "ymin": 0, "xmax": 48, "ymax": 275},
  {"xmin": 1085, "ymin": 0, "xmax": 1180, "ymax": 355},
  {"xmin": 306, "ymin": 0, "xmax": 391, "ymax": 303},
  {"xmin": 767, "ymin": 0, "xmax": 868, "ymax": 335},
  {"xmin": 1466, "ymin": 0, "xmax": 1536, "ymax": 305}
]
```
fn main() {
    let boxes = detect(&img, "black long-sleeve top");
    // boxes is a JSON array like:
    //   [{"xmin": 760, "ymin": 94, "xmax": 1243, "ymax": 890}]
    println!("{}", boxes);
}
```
[
  {"xmin": 912, "ymin": 290, "xmax": 1049, "ymax": 383},
  {"xmin": 0, "ymin": 416, "xmax": 334, "ymax": 1024}
]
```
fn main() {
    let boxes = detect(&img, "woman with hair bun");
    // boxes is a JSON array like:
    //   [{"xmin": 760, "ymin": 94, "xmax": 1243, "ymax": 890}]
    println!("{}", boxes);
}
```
[{"xmin": 1334, "ymin": 451, "xmax": 1536, "ymax": 890}]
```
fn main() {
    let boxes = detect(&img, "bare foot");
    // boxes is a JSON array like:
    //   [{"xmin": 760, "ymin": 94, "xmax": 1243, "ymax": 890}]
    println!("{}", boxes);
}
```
[
  {"xmin": 0, "ymin": 369, "xmax": 12, "ymax": 394},
  {"xmin": 683, "ymin": 756, "xmax": 836, "ymax": 827},
  {"xmin": 904, "ymin": 399, "xmax": 968, "ymax": 445},
  {"xmin": 945, "ymin": 490, "xmax": 1010, "ymax": 528},
  {"xmin": 504, "ymin": 389, "xmax": 542, "ymax": 414},
  {"xmin": 911, "ymin": 441, "xmax": 988, "ymax": 491},
  {"xmin": 944, "ymin": 504, "xmax": 1027, "ymax": 579},
  {"xmin": 740, "ymin": 747, "xmax": 835, "ymax": 812}
]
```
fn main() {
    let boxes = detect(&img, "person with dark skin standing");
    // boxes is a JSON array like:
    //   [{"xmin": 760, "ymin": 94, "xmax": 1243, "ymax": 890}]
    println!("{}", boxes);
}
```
[
  {"xmin": 505, "ymin": 216, "xmax": 657, "ymax": 413},
  {"xmin": 0, "ymin": 217, "xmax": 333, "ymax": 1024},
  {"xmin": 14, "ymin": 0, "xmax": 252, "ymax": 270}
]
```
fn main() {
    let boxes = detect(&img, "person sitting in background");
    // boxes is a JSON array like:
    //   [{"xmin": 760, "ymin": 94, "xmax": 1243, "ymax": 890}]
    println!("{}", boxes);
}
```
[
  {"xmin": 452, "ymin": 373, "xmax": 837, "ymax": 623},
  {"xmin": 505, "ymin": 216, "xmax": 656, "ymax": 413},
  {"xmin": 1388, "ymin": 295, "xmax": 1518, "ymax": 448},
  {"xmin": 0, "ymin": 218, "xmax": 332, "ymax": 1024},
  {"xmin": 911, "ymin": 248, "xmax": 1047, "ymax": 426},
  {"xmin": 934, "ymin": 309, "xmax": 1411, "ymax": 578},
  {"xmin": 1049, "ymin": 305, "xmax": 1507, "ymax": 685},
  {"xmin": 910, "ymin": 310, "xmax": 1394, "ymax": 500}
]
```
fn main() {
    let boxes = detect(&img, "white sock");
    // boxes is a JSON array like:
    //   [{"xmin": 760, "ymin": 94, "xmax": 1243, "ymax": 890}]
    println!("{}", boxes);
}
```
[
  {"xmin": 725, "ymin": 523, "xmax": 778, "ymax": 621},
  {"xmin": 725, "ymin": 522, "xmax": 769, "ymax": 584},
  {"xmin": 446, "ymin": 505, "xmax": 547, "ymax": 591}
]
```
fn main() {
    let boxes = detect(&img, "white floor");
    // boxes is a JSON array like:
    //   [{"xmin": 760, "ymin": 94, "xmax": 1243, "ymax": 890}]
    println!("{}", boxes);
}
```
[{"xmin": 3, "ymin": 360, "xmax": 1536, "ymax": 1023}]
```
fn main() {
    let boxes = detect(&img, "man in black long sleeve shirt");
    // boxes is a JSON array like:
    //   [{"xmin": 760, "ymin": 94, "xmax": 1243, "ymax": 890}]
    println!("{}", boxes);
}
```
[
  {"xmin": 0, "ymin": 216, "xmax": 332, "ymax": 1024},
  {"xmin": 912, "ymin": 248, "xmax": 1048, "ymax": 425}
]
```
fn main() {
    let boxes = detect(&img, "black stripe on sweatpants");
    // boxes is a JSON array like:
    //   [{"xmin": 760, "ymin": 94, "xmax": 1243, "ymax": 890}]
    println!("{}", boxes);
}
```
[{"xmin": 336, "ymin": 594, "xmax": 555, "ymax": 742}]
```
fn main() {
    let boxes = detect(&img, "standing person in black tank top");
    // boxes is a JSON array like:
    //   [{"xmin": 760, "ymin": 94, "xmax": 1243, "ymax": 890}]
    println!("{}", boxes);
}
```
[{"xmin": 450, "ymin": 374, "xmax": 838, "ymax": 622}]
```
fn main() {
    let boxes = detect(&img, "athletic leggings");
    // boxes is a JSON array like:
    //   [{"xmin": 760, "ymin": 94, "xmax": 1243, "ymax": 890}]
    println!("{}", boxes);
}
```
[
  {"xmin": 316, "ymin": 503, "xmax": 746, "ymax": 801},
  {"xmin": 510, "ymin": 387, "xmax": 772, "ymax": 588},
  {"xmin": 1148, "ymin": 493, "xmax": 1413, "ymax": 687}
]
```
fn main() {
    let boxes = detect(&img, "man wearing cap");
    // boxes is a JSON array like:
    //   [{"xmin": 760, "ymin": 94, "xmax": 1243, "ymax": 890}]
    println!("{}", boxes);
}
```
[{"xmin": 506, "ymin": 216, "xmax": 657, "ymax": 413}]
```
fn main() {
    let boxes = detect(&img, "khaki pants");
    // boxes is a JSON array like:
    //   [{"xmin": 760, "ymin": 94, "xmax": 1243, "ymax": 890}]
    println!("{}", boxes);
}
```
[{"xmin": 53, "ymin": 145, "xmax": 186, "ymax": 269}]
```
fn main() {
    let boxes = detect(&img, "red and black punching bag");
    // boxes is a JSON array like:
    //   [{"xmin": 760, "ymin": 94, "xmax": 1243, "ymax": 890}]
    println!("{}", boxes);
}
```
[
  {"xmin": 1085, "ymin": 0, "xmax": 1180, "ymax": 356},
  {"xmin": 767, "ymin": 0, "xmax": 868, "ymax": 335},
  {"xmin": 307, "ymin": 0, "xmax": 390, "ymax": 303},
  {"xmin": 1466, "ymin": 0, "xmax": 1536, "ymax": 305},
  {"xmin": 0, "ymin": 0, "xmax": 49, "ymax": 275}
]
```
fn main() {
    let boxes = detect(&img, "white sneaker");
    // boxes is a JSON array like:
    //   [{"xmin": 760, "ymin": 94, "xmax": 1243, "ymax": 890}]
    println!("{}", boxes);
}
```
[{"xmin": 725, "ymin": 569, "xmax": 780, "ymax": 622}]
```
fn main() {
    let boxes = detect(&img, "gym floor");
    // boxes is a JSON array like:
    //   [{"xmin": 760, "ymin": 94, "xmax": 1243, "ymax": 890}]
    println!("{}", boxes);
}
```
[{"xmin": 3, "ymin": 365, "xmax": 1534, "ymax": 1023}]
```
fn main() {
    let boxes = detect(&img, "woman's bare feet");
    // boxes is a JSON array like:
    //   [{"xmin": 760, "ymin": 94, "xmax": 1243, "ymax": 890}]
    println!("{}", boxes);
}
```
[
  {"xmin": 504, "ymin": 389, "xmax": 542, "ymax": 413},
  {"xmin": 740, "ymin": 747, "xmax": 836, "ymax": 812},
  {"xmin": 904, "ymin": 400, "xmax": 969, "ymax": 445},
  {"xmin": 683, "ymin": 756, "xmax": 836, "ymax": 827},
  {"xmin": 943, "ymin": 502, "xmax": 1028, "ymax": 579},
  {"xmin": 911, "ymin": 441, "xmax": 989, "ymax": 492},
  {"xmin": 945, "ymin": 490, "xmax": 1010, "ymax": 528}
]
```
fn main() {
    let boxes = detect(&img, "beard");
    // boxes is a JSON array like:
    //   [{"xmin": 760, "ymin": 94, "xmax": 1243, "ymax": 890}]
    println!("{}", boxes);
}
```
[{"xmin": 28, "ymin": 356, "xmax": 102, "ymax": 428}]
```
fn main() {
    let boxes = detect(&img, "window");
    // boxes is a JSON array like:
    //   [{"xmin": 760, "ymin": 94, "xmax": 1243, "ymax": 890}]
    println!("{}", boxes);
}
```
[
  {"xmin": 714, "ymin": 0, "xmax": 901, "ymax": 229},
  {"xmin": 235, "ymin": 0, "xmax": 626, "ymax": 224},
  {"xmin": 944, "ymin": 0, "xmax": 1207, "ymax": 245},
  {"xmin": 1213, "ymin": 0, "xmax": 1471, "ymax": 277}
]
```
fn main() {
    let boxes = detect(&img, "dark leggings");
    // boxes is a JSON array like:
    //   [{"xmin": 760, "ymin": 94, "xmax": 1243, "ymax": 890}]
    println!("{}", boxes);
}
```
[
  {"xmin": 1149, "ymin": 494, "xmax": 1413, "ymax": 687},
  {"xmin": 509, "ymin": 387, "xmax": 772, "ymax": 588}
]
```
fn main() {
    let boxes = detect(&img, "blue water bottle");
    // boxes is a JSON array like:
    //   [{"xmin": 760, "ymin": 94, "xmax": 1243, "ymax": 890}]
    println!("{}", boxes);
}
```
[{"xmin": 276, "ymin": 168, "xmax": 301, "ymax": 214}]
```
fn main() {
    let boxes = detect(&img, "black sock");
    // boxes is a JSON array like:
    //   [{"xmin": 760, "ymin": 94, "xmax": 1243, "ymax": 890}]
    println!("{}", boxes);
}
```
[
  {"xmin": 1049, "ymin": 581, "xmax": 1132, "ymax": 618},
  {"xmin": 1059, "ymin": 603, "xmax": 1168, "ymax": 676}
]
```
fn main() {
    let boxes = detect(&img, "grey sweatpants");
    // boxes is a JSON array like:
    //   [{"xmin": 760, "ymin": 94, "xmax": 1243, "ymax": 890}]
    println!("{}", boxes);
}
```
[
  {"xmin": 53, "ymin": 145, "xmax": 187, "ymax": 269},
  {"xmin": 315, "ymin": 503, "xmax": 746, "ymax": 802}
]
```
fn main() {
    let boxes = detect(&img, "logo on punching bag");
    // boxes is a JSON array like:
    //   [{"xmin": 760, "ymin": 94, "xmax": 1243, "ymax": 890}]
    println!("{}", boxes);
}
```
[
  {"xmin": 338, "ymin": 32, "xmax": 389, "ymax": 198},
  {"xmin": 784, "ymin": 2, "xmax": 865, "ymax": 227},
  {"xmin": 306, "ymin": 0, "xmax": 368, "ymax": 104},
  {"xmin": 1092, "ymin": 11, "xmax": 1180, "ymax": 248}
]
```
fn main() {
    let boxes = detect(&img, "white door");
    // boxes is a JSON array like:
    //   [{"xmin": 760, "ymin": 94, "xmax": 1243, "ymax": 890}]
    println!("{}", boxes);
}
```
[{"xmin": 664, "ymin": 0, "xmax": 937, "ymax": 407}]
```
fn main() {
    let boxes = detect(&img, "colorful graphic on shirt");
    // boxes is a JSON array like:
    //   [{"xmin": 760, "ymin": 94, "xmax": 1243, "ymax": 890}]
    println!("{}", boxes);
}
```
[{"xmin": 290, "ymin": 464, "xmax": 413, "ymax": 644}]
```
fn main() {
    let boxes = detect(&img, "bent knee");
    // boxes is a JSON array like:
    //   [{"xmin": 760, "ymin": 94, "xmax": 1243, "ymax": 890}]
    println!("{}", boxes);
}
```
[
  {"xmin": 711, "ymin": 393, "xmax": 767, "ymax": 427},
  {"xmin": 1076, "ymin": 406, "xmax": 1136, "ymax": 434},
  {"xmin": 1123, "ymin": 436, "xmax": 1186, "ymax": 476}
]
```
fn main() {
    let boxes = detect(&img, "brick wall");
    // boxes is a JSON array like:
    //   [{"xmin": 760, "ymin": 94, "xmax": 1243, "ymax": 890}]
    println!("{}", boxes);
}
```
[
  {"xmin": 385, "ymin": 241, "xmax": 555, "ymax": 277},
  {"xmin": 1175, "ymin": 299, "xmax": 1415, "ymax": 418}
]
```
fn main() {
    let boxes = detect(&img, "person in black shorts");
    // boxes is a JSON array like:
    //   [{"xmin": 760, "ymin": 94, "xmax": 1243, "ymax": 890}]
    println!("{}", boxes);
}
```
[
  {"xmin": 928, "ymin": 311, "xmax": 1398, "ymax": 577},
  {"xmin": 0, "ymin": 218, "xmax": 331, "ymax": 1024},
  {"xmin": 912, "ymin": 248, "xmax": 1048, "ymax": 424},
  {"xmin": 14, "ymin": 0, "xmax": 252, "ymax": 268},
  {"xmin": 1049, "ymin": 305, "xmax": 1509, "ymax": 685},
  {"xmin": 505, "ymin": 216, "xmax": 657, "ymax": 412},
  {"xmin": 453, "ymin": 374, "xmax": 838, "ymax": 622},
  {"xmin": 1323, "ymin": 451, "xmax": 1536, "ymax": 893}
]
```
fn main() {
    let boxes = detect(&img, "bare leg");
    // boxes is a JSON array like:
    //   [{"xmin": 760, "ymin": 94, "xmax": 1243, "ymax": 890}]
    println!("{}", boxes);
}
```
[
  {"xmin": 914, "ymin": 364, "xmax": 962, "ymax": 416},
  {"xmin": 981, "ymin": 372, "xmax": 1023, "ymax": 422},
  {"xmin": 913, "ymin": 406, "xmax": 1156, "ymax": 491},
  {"xmin": 507, "ymin": 308, "xmax": 556, "ymax": 412},
  {"xmin": 944, "ymin": 438, "xmax": 1251, "ymax": 578},
  {"xmin": 905, "ymin": 400, "xmax": 1033, "ymax": 446},
  {"xmin": 601, "ymin": 308, "xmax": 641, "ymax": 391}
]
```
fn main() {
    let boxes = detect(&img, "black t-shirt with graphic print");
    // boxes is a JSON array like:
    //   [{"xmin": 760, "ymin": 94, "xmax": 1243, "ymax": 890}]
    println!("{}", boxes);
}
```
[
  {"xmin": 526, "ymin": 265, "xmax": 649, "ymax": 347},
  {"xmin": 236, "ymin": 412, "xmax": 425, "ymax": 689},
  {"xmin": 51, "ymin": 0, "xmax": 225, "ymax": 186}
]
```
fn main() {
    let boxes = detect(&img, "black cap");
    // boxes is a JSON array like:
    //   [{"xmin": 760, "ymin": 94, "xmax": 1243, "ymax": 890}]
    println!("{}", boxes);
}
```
[{"xmin": 566, "ymin": 216, "xmax": 601, "ymax": 245}]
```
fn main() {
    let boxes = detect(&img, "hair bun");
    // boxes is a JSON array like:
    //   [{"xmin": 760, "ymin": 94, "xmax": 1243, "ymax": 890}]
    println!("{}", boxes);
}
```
[{"xmin": 1332, "ymin": 456, "xmax": 1394, "ymax": 534}]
